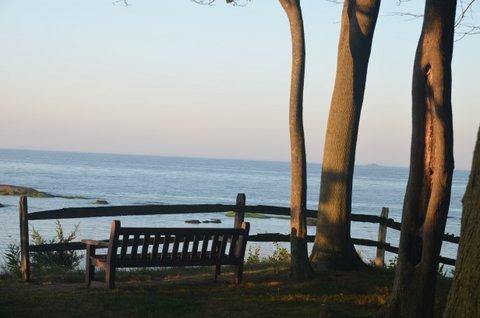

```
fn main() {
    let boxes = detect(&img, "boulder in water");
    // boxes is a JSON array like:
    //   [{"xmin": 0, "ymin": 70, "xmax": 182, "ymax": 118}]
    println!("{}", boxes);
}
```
[
  {"xmin": 93, "ymin": 199, "xmax": 109, "ymax": 205},
  {"xmin": 185, "ymin": 219, "xmax": 201, "ymax": 224},
  {"xmin": 202, "ymin": 219, "xmax": 222, "ymax": 224}
]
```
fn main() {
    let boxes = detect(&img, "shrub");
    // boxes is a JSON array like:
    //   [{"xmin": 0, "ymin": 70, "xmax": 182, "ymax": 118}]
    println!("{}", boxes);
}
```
[
  {"xmin": 245, "ymin": 243, "xmax": 290, "ymax": 265},
  {"xmin": 268, "ymin": 242, "xmax": 290, "ymax": 264},
  {"xmin": 246, "ymin": 246, "xmax": 261, "ymax": 265},
  {"xmin": 2, "ymin": 221, "xmax": 82, "ymax": 276},
  {"xmin": 31, "ymin": 221, "xmax": 82, "ymax": 272},
  {"xmin": 386, "ymin": 257, "xmax": 397, "ymax": 271},
  {"xmin": 385, "ymin": 257, "xmax": 452, "ymax": 278},
  {"xmin": 2, "ymin": 242, "xmax": 21, "ymax": 276}
]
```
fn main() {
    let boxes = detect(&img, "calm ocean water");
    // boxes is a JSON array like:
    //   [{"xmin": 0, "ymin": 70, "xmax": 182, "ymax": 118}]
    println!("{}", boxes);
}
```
[{"xmin": 0, "ymin": 149, "xmax": 468, "ymax": 268}]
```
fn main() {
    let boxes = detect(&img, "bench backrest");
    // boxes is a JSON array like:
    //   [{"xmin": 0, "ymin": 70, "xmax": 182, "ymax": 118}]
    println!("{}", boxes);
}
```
[{"xmin": 106, "ymin": 220, "xmax": 250, "ymax": 268}]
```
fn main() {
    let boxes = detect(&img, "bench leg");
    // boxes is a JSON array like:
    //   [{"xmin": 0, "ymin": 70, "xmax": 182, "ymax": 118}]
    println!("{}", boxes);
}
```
[
  {"xmin": 214, "ymin": 264, "xmax": 221, "ymax": 280},
  {"xmin": 85, "ymin": 246, "xmax": 95, "ymax": 287},
  {"xmin": 106, "ymin": 267, "xmax": 116, "ymax": 289},
  {"xmin": 235, "ymin": 264, "xmax": 243, "ymax": 284}
]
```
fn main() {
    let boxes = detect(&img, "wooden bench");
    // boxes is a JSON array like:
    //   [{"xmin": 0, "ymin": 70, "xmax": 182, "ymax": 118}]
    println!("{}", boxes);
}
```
[{"xmin": 82, "ymin": 220, "xmax": 250, "ymax": 289}]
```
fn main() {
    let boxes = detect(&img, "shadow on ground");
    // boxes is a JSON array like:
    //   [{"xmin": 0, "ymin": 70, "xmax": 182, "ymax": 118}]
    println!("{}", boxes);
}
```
[{"xmin": 0, "ymin": 262, "xmax": 451, "ymax": 318}]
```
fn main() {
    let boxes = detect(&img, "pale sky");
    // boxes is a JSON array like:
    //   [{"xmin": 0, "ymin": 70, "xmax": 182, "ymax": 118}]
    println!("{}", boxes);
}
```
[{"xmin": 0, "ymin": 1, "xmax": 479, "ymax": 169}]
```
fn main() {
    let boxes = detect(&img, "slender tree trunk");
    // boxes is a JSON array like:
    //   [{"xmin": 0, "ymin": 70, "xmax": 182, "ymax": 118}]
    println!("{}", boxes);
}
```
[
  {"xmin": 279, "ymin": 0, "xmax": 313, "ymax": 281},
  {"xmin": 384, "ymin": 1, "xmax": 456, "ymax": 317},
  {"xmin": 310, "ymin": 0, "xmax": 381, "ymax": 270},
  {"xmin": 443, "ymin": 127, "xmax": 480, "ymax": 317}
]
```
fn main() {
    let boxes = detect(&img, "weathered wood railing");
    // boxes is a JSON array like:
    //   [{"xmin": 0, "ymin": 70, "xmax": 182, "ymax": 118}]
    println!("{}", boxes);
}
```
[{"xmin": 18, "ymin": 193, "xmax": 459, "ymax": 282}]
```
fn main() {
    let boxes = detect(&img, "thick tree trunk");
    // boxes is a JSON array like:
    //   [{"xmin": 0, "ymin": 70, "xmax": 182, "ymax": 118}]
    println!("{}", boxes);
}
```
[
  {"xmin": 310, "ymin": 0, "xmax": 381, "ymax": 270},
  {"xmin": 443, "ymin": 127, "xmax": 480, "ymax": 317},
  {"xmin": 279, "ymin": 0, "xmax": 313, "ymax": 281},
  {"xmin": 384, "ymin": 1, "xmax": 456, "ymax": 317}
]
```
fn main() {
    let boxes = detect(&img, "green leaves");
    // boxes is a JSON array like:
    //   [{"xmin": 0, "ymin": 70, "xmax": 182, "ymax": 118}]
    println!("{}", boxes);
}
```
[
  {"xmin": 30, "ymin": 221, "xmax": 82, "ymax": 273},
  {"xmin": 2, "ymin": 243, "xmax": 21, "ymax": 276}
]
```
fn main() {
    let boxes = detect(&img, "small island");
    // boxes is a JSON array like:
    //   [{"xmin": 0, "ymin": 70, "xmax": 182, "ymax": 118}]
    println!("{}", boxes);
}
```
[
  {"xmin": 0, "ymin": 184, "xmax": 54, "ymax": 198},
  {"xmin": 0, "ymin": 184, "xmax": 89, "ymax": 199}
]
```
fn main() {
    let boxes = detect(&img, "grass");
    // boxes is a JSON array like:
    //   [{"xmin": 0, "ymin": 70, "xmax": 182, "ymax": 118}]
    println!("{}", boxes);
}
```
[
  {"xmin": 0, "ymin": 262, "xmax": 452, "ymax": 318},
  {"xmin": 225, "ymin": 211, "xmax": 270, "ymax": 219}
]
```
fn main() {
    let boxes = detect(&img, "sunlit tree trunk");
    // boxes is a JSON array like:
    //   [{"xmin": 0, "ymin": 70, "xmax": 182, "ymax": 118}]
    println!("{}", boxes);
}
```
[
  {"xmin": 279, "ymin": 0, "xmax": 313, "ymax": 281},
  {"xmin": 443, "ymin": 127, "xmax": 480, "ymax": 318},
  {"xmin": 384, "ymin": 0, "xmax": 456, "ymax": 316},
  {"xmin": 310, "ymin": 0, "xmax": 381, "ymax": 270}
]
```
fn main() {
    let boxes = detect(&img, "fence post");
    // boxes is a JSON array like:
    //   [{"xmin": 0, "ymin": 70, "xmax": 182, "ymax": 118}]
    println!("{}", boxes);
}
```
[
  {"xmin": 234, "ymin": 193, "xmax": 246, "ymax": 229},
  {"xmin": 19, "ymin": 196, "xmax": 30, "ymax": 282},
  {"xmin": 374, "ymin": 207, "xmax": 389, "ymax": 267}
]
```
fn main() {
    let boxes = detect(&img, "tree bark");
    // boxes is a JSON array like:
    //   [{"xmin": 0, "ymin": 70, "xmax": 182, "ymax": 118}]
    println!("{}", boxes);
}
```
[
  {"xmin": 310, "ymin": 0, "xmax": 381, "ymax": 270},
  {"xmin": 279, "ymin": 0, "xmax": 313, "ymax": 281},
  {"xmin": 384, "ymin": 1, "xmax": 456, "ymax": 317},
  {"xmin": 443, "ymin": 127, "xmax": 480, "ymax": 318}
]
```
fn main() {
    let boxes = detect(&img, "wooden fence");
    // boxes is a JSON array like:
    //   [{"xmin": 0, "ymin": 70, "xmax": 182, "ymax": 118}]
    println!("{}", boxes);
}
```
[{"xmin": 18, "ymin": 193, "xmax": 459, "ymax": 282}]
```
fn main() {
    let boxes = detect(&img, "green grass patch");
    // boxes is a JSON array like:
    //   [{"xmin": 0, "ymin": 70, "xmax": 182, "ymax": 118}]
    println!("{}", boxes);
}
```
[
  {"xmin": 225, "ymin": 212, "xmax": 290, "ymax": 220},
  {"xmin": 0, "ymin": 262, "xmax": 452, "ymax": 318},
  {"xmin": 225, "ymin": 211, "xmax": 271, "ymax": 219}
]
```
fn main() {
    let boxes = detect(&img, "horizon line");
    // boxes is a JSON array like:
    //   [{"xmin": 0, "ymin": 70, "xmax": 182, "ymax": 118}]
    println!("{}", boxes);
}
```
[{"xmin": 0, "ymin": 146, "xmax": 418, "ymax": 170}]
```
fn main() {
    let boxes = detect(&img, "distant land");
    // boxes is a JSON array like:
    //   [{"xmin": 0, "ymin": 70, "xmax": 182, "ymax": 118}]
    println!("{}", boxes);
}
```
[{"xmin": 0, "ymin": 184, "xmax": 90, "ymax": 200}]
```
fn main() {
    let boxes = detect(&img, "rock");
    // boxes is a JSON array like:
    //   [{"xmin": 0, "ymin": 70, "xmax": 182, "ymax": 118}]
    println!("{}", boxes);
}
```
[
  {"xmin": 0, "ymin": 184, "xmax": 89, "ymax": 199},
  {"xmin": 93, "ymin": 199, "xmax": 109, "ymax": 205},
  {"xmin": 202, "ymin": 219, "xmax": 222, "ymax": 224},
  {"xmin": 0, "ymin": 184, "xmax": 54, "ymax": 198},
  {"xmin": 0, "ymin": 203, "xmax": 4, "ymax": 208},
  {"xmin": 185, "ymin": 219, "xmax": 201, "ymax": 224},
  {"xmin": 306, "ymin": 217, "xmax": 317, "ymax": 226}
]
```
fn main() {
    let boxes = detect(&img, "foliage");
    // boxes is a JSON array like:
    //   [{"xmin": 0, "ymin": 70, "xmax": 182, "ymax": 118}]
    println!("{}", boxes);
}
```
[
  {"xmin": 2, "ymin": 243, "xmax": 21, "ymax": 276},
  {"xmin": 30, "ymin": 221, "xmax": 81, "ymax": 272},
  {"xmin": 246, "ymin": 243, "xmax": 290, "ymax": 265},
  {"xmin": 245, "ymin": 246, "xmax": 261, "ymax": 265},
  {"xmin": 268, "ymin": 242, "xmax": 290, "ymax": 264},
  {"xmin": 224, "ymin": 211, "xmax": 270, "ymax": 219},
  {"xmin": 383, "ymin": 256, "xmax": 452, "ymax": 278},
  {"xmin": 2, "ymin": 221, "xmax": 81, "ymax": 276},
  {"xmin": 386, "ymin": 257, "xmax": 398, "ymax": 271}
]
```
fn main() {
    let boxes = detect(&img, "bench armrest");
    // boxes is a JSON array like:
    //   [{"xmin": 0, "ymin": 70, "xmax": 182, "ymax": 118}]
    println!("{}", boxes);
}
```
[{"xmin": 82, "ymin": 239, "xmax": 109, "ymax": 248}]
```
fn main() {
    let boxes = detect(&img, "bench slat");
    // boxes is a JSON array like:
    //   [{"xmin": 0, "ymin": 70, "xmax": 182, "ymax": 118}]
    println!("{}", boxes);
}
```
[
  {"xmin": 161, "ymin": 234, "xmax": 170, "ymax": 262},
  {"xmin": 181, "ymin": 236, "xmax": 190, "ymax": 261},
  {"xmin": 211, "ymin": 234, "xmax": 219, "ymax": 261},
  {"xmin": 120, "ymin": 234, "xmax": 129, "ymax": 259},
  {"xmin": 228, "ymin": 233, "xmax": 238, "ymax": 259},
  {"xmin": 151, "ymin": 234, "xmax": 160, "ymax": 260},
  {"xmin": 172, "ymin": 236, "xmax": 180, "ymax": 261},
  {"xmin": 116, "ymin": 256, "xmax": 240, "ymax": 268},
  {"xmin": 200, "ymin": 235, "xmax": 209, "ymax": 261},
  {"xmin": 191, "ymin": 235, "xmax": 200, "ymax": 261},
  {"xmin": 131, "ymin": 234, "xmax": 139, "ymax": 260},
  {"xmin": 119, "ymin": 227, "xmax": 246, "ymax": 236},
  {"xmin": 141, "ymin": 234, "xmax": 150, "ymax": 260},
  {"xmin": 219, "ymin": 235, "xmax": 228, "ymax": 261}
]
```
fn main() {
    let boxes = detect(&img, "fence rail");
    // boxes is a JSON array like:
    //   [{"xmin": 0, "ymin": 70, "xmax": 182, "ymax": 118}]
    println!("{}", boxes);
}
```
[{"xmin": 18, "ymin": 193, "xmax": 459, "ymax": 282}]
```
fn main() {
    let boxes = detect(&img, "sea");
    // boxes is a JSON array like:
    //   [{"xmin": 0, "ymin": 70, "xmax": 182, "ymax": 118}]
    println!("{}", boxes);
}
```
[{"xmin": 0, "ymin": 149, "xmax": 468, "ymax": 270}]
